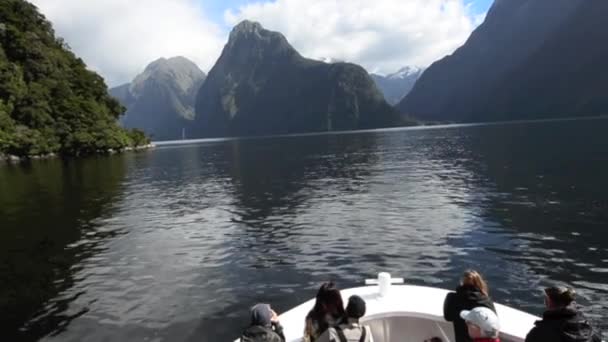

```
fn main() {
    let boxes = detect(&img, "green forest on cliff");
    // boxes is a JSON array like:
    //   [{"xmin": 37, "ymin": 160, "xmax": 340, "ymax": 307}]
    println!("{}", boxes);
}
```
[{"xmin": 0, "ymin": 0, "xmax": 148, "ymax": 157}]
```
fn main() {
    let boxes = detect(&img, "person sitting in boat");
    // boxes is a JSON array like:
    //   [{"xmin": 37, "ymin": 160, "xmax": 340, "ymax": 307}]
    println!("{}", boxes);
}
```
[
  {"xmin": 525, "ymin": 286, "xmax": 602, "ymax": 342},
  {"xmin": 240, "ymin": 303, "xmax": 285, "ymax": 342},
  {"xmin": 443, "ymin": 270, "xmax": 496, "ymax": 342},
  {"xmin": 304, "ymin": 282, "xmax": 346, "ymax": 342},
  {"xmin": 460, "ymin": 307, "xmax": 501, "ymax": 342},
  {"xmin": 317, "ymin": 295, "xmax": 373, "ymax": 342}
]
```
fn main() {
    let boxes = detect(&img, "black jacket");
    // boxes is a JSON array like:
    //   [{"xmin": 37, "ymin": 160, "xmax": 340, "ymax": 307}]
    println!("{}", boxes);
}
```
[
  {"xmin": 443, "ymin": 285, "xmax": 496, "ymax": 342},
  {"xmin": 241, "ymin": 323, "xmax": 286, "ymax": 342},
  {"xmin": 525, "ymin": 306, "xmax": 602, "ymax": 342}
]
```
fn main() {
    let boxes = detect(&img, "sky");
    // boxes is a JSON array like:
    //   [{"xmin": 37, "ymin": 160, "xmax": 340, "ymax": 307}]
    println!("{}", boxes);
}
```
[
  {"xmin": 468, "ymin": 0, "xmax": 493, "ymax": 17},
  {"xmin": 30, "ymin": 0, "xmax": 494, "ymax": 87}
]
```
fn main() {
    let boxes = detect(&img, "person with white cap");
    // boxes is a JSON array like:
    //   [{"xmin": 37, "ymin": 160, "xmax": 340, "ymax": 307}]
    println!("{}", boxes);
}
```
[
  {"xmin": 444, "ymin": 270, "xmax": 496, "ymax": 342},
  {"xmin": 459, "ymin": 307, "xmax": 501, "ymax": 342}
]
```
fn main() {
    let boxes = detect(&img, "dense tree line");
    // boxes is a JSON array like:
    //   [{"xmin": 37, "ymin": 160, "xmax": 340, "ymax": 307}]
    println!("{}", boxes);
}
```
[{"xmin": 0, "ymin": 0, "xmax": 149, "ymax": 157}]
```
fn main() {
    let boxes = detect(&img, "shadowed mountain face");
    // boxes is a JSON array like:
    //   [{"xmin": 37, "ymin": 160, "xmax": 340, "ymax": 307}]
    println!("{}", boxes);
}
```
[
  {"xmin": 110, "ymin": 57, "xmax": 206, "ymax": 141},
  {"xmin": 194, "ymin": 21, "xmax": 408, "ymax": 138},
  {"xmin": 371, "ymin": 66, "xmax": 424, "ymax": 105},
  {"xmin": 398, "ymin": 0, "xmax": 607, "ymax": 123}
]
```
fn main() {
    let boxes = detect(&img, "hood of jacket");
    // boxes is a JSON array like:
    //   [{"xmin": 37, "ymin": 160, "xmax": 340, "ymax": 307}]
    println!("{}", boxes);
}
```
[
  {"xmin": 242, "ymin": 325, "xmax": 278, "ymax": 342},
  {"xmin": 456, "ymin": 285, "xmax": 494, "ymax": 309},
  {"xmin": 537, "ymin": 306, "xmax": 598, "ymax": 342}
]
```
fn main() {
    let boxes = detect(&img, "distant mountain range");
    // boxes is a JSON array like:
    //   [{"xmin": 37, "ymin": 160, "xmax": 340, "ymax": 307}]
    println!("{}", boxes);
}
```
[
  {"xmin": 110, "ymin": 57, "xmax": 206, "ymax": 140},
  {"xmin": 193, "ymin": 21, "xmax": 409, "ymax": 138},
  {"xmin": 371, "ymin": 66, "xmax": 424, "ymax": 105},
  {"xmin": 399, "ymin": 0, "xmax": 608, "ymax": 122},
  {"xmin": 109, "ymin": 0, "xmax": 608, "ymax": 139}
]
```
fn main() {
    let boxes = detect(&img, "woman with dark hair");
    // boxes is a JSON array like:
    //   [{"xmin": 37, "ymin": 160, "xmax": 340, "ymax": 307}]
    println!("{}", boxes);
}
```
[
  {"xmin": 525, "ymin": 286, "xmax": 602, "ymax": 342},
  {"xmin": 443, "ymin": 270, "xmax": 496, "ymax": 342},
  {"xmin": 318, "ymin": 295, "xmax": 373, "ymax": 342},
  {"xmin": 304, "ymin": 282, "xmax": 345, "ymax": 342}
]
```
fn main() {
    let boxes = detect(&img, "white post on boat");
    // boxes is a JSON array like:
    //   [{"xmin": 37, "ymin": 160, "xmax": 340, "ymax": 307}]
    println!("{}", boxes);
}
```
[
  {"xmin": 365, "ymin": 272, "xmax": 404, "ymax": 297},
  {"xmin": 378, "ymin": 272, "xmax": 391, "ymax": 297}
]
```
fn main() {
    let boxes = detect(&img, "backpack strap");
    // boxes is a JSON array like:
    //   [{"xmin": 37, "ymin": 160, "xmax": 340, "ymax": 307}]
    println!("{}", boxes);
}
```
[
  {"xmin": 333, "ymin": 325, "xmax": 368, "ymax": 342},
  {"xmin": 334, "ymin": 326, "xmax": 348, "ymax": 342},
  {"xmin": 359, "ymin": 326, "xmax": 367, "ymax": 342}
]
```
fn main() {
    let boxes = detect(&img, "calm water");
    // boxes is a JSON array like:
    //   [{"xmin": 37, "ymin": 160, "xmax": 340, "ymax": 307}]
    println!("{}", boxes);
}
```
[{"xmin": 1, "ymin": 118, "xmax": 607, "ymax": 341}]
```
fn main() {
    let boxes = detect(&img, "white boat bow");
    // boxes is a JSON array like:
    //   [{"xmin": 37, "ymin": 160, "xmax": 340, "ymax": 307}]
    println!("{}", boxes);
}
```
[{"xmin": 238, "ymin": 273, "xmax": 540, "ymax": 342}]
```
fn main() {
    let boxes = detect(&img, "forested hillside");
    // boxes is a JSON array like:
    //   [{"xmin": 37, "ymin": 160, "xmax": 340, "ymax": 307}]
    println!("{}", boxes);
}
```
[{"xmin": 0, "ymin": 0, "xmax": 148, "ymax": 158}]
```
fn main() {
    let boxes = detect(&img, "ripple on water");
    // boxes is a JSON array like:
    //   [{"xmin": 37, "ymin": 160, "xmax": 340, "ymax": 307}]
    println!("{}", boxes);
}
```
[{"xmin": 4, "ymin": 119, "xmax": 608, "ymax": 341}]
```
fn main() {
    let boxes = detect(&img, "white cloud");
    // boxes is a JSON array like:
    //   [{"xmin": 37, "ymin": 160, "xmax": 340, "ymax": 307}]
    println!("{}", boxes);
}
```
[
  {"xmin": 225, "ymin": 0, "xmax": 478, "ymax": 75},
  {"xmin": 30, "ymin": 0, "xmax": 226, "ymax": 87},
  {"xmin": 29, "ymin": 0, "xmax": 481, "ymax": 85}
]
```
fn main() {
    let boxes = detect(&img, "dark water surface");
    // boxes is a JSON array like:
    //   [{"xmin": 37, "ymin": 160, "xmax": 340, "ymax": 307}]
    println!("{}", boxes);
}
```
[{"xmin": 1, "ymin": 119, "xmax": 607, "ymax": 341}]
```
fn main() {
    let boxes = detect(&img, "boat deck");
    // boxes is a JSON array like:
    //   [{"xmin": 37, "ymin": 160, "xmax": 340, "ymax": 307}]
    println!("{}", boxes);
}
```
[{"xmin": 273, "ymin": 284, "xmax": 539, "ymax": 342}]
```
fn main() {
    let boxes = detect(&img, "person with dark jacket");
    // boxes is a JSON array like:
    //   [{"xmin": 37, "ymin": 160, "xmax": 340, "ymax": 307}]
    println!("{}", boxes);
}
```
[
  {"xmin": 444, "ymin": 270, "xmax": 496, "ymax": 342},
  {"xmin": 318, "ymin": 295, "xmax": 373, "ymax": 342},
  {"xmin": 525, "ymin": 286, "xmax": 602, "ymax": 342},
  {"xmin": 241, "ymin": 303, "xmax": 286, "ymax": 342},
  {"xmin": 304, "ymin": 282, "xmax": 346, "ymax": 342}
]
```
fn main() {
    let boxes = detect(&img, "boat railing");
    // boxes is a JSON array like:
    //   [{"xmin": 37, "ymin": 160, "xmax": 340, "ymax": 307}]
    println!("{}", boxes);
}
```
[{"xmin": 365, "ymin": 272, "xmax": 404, "ymax": 297}]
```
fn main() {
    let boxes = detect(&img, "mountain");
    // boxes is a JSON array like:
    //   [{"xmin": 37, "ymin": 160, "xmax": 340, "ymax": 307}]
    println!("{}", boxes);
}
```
[
  {"xmin": 486, "ymin": 1, "xmax": 608, "ymax": 119},
  {"xmin": 398, "ymin": 0, "xmax": 607, "ymax": 123},
  {"xmin": 317, "ymin": 57, "xmax": 345, "ymax": 64},
  {"xmin": 0, "ymin": 0, "xmax": 148, "ymax": 158},
  {"xmin": 194, "ymin": 21, "xmax": 409, "ymax": 138},
  {"xmin": 371, "ymin": 66, "xmax": 424, "ymax": 105},
  {"xmin": 110, "ymin": 57, "xmax": 206, "ymax": 141}
]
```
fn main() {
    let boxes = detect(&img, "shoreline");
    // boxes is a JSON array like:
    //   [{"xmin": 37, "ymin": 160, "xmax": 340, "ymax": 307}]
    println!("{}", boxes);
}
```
[
  {"xmin": 0, "ymin": 143, "xmax": 155, "ymax": 164},
  {"xmin": 154, "ymin": 114, "xmax": 608, "ymax": 147}
]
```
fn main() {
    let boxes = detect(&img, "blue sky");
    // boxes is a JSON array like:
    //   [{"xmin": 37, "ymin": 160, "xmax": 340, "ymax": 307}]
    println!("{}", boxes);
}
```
[
  {"xmin": 468, "ymin": 0, "xmax": 493, "ymax": 16},
  {"xmin": 201, "ymin": 0, "xmax": 258, "ymax": 24}
]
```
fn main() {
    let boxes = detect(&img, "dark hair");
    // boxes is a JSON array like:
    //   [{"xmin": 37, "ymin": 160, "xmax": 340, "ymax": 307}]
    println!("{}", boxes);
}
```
[
  {"xmin": 345, "ymin": 295, "xmax": 366, "ymax": 319},
  {"xmin": 307, "ymin": 282, "xmax": 345, "ymax": 326},
  {"xmin": 545, "ymin": 286, "xmax": 576, "ymax": 307}
]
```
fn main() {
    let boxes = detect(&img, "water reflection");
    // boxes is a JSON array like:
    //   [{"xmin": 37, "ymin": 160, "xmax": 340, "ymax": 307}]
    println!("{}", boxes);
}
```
[
  {"xmin": 218, "ymin": 135, "xmax": 379, "ymax": 261},
  {"xmin": 462, "ymin": 121, "xmax": 608, "ymax": 322},
  {"xmin": 0, "ymin": 156, "xmax": 129, "ymax": 341},
  {"xmin": 1, "ymin": 119, "xmax": 607, "ymax": 342},
  {"xmin": 186, "ymin": 135, "xmax": 383, "ymax": 341},
  {"xmin": 416, "ymin": 120, "xmax": 608, "ymax": 323}
]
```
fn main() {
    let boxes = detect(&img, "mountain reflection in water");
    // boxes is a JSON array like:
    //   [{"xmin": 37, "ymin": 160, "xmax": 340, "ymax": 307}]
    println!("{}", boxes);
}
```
[{"xmin": 1, "ymin": 118, "xmax": 607, "ymax": 341}]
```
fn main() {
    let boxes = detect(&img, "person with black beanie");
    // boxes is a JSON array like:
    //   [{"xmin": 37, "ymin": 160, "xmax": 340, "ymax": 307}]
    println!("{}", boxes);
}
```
[{"xmin": 318, "ymin": 295, "xmax": 373, "ymax": 342}]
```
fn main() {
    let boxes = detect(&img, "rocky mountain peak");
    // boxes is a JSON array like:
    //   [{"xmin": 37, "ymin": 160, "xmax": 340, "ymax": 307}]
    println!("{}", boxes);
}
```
[
  {"xmin": 130, "ymin": 56, "xmax": 205, "ymax": 98},
  {"xmin": 110, "ymin": 56, "xmax": 206, "ymax": 140},
  {"xmin": 230, "ymin": 20, "xmax": 264, "ymax": 38},
  {"xmin": 220, "ymin": 21, "xmax": 300, "ymax": 67},
  {"xmin": 194, "ymin": 21, "xmax": 407, "ymax": 138},
  {"xmin": 388, "ymin": 66, "xmax": 424, "ymax": 80}
]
